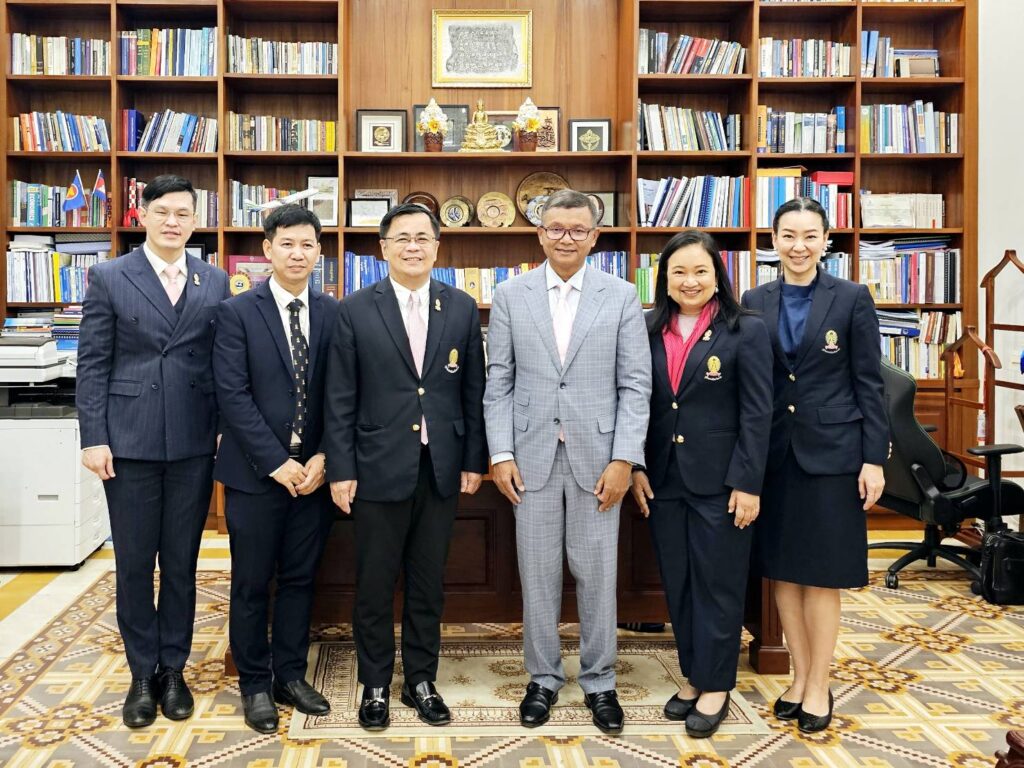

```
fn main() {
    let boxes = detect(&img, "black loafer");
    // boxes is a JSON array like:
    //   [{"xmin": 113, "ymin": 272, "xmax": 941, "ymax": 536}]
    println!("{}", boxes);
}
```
[
  {"xmin": 157, "ymin": 668, "xmax": 194, "ymax": 721},
  {"xmin": 685, "ymin": 693, "xmax": 730, "ymax": 738},
  {"xmin": 797, "ymin": 690, "xmax": 833, "ymax": 733},
  {"xmin": 664, "ymin": 692, "xmax": 699, "ymax": 721},
  {"xmin": 123, "ymin": 676, "xmax": 158, "ymax": 728},
  {"xmin": 358, "ymin": 686, "xmax": 390, "ymax": 731},
  {"xmin": 584, "ymin": 689, "xmax": 624, "ymax": 734},
  {"xmin": 519, "ymin": 682, "xmax": 558, "ymax": 727},
  {"xmin": 242, "ymin": 691, "xmax": 279, "ymax": 734},
  {"xmin": 401, "ymin": 680, "xmax": 451, "ymax": 725},
  {"xmin": 773, "ymin": 697, "xmax": 802, "ymax": 721},
  {"xmin": 273, "ymin": 678, "xmax": 330, "ymax": 716}
]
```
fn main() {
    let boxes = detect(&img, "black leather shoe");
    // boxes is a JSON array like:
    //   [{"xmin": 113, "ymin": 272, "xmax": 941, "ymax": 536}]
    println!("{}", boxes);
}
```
[
  {"xmin": 519, "ymin": 682, "xmax": 558, "ymax": 727},
  {"xmin": 401, "ymin": 680, "xmax": 451, "ymax": 725},
  {"xmin": 584, "ymin": 690, "xmax": 624, "ymax": 734},
  {"xmin": 242, "ymin": 691, "xmax": 279, "ymax": 734},
  {"xmin": 273, "ymin": 679, "xmax": 330, "ymax": 716},
  {"xmin": 123, "ymin": 676, "xmax": 158, "ymax": 728},
  {"xmin": 685, "ymin": 693, "xmax": 730, "ymax": 738},
  {"xmin": 797, "ymin": 690, "xmax": 833, "ymax": 733},
  {"xmin": 358, "ymin": 686, "xmax": 390, "ymax": 731},
  {"xmin": 157, "ymin": 668, "xmax": 194, "ymax": 721},
  {"xmin": 664, "ymin": 692, "xmax": 699, "ymax": 721},
  {"xmin": 773, "ymin": 697, "xmax": 802, "ymax": 721}
]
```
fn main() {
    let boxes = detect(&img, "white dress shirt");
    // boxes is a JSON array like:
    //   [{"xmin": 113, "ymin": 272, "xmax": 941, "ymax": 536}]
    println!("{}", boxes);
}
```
[
  {"xmin": 144, "ymin": 244, "xmax": 187, "ymax": 297},
  {"xmin": 390, "ymin": 277, "xmax": 430, "ymax": 329}
]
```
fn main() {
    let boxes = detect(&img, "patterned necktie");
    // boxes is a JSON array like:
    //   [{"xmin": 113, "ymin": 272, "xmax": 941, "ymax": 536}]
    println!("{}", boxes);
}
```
[
  {"xmin": 287, "ymin": 299, "xmax": 309, "ymax": 443},
  {"xmin": 553, "ymin": 282, "xmax": 573, "ymax": 364},
  {"xmin": 406, "ymin": 292, "xmax": 428, "ymax": 444},
  {"xmin": 163, "ymin": 263, "xmax": 182, "ymax": 304}
]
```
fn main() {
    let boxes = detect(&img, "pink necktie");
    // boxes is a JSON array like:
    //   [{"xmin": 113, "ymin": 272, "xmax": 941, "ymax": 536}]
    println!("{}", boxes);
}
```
[
  {"xmin": 163, "ymin": 264, "xmax": 182, "ymax": 305},
  {"xmin": 406, "ymin": 293, "xmax": 428, "ymax": 444},
  {"xmin": 553, "ymin": 283, "xmax": 573, "ymax": 364}
]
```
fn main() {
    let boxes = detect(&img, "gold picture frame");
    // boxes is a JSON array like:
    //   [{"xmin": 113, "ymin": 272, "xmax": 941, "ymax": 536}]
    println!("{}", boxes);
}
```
[{"xmin": 432, "ymin": 10, "xmax": 532, "ymax": 88}]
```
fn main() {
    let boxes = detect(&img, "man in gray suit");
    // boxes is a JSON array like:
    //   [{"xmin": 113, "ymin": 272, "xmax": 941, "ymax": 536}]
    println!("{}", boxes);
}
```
[{"xmin": 483, "ymin": 189, "xmax": 651, "ymax": 734}]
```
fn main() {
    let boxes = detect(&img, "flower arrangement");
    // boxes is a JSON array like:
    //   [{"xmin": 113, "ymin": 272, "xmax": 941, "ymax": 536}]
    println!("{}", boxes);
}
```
[
  {"xmin": 416, "ymin": 99, "xmax": 448, "ymax": 136},
  {"xmin": 512, "ymin": 97, "xmax": 541, "ymax": 133}
]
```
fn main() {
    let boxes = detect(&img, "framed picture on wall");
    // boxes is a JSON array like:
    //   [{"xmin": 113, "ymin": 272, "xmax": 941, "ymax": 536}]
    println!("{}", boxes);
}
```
[
  {"xmin": 569, "ymin": 119, "xmax": 612, "ymax": 151},
  {"xmin": 585, "ymin": 191, "xmax": 616, "ymax": 226},
  {"xmin": 356, "ymin": 109, "xmax": 407, "ymax": 152},
  {"xmin": 306, "ymin": 175, "xmax": 339, "ymax": 226},
  {"xmin": 348, "ymin": 197, "xmax": 391, "ymax": 227},
  {"xmin": 432, "ymin": 10, "xmax": 532, "ymax": 87},
  {"xmin": 413, "ymin": 103, "xmax": 470, "ymax": 151}
]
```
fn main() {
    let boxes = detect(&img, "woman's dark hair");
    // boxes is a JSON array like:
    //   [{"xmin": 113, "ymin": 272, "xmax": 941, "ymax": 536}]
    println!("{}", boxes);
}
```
[
  {"xmin": 646, "ymin": 229, "xmax": 750, "ymax": 334},
  {"xmin": 771, "ymin": 196, "xmax": 830, "ymax": 235}
]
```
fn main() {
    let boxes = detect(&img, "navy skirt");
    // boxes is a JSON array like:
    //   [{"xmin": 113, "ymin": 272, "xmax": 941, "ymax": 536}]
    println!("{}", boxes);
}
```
[{"xmin": 756, "ymin": 448, "xmax": 868, "ymax": 589}]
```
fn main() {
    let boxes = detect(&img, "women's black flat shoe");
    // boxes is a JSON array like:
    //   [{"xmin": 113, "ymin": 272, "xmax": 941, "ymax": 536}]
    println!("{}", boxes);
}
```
[
  {"xmin": 664, "ymin": 692, "xmax": 699, "ymax": 721},
  {"xmin": 797, "ymin": 690, "xmax": 833, "ymax": 733},
  {"xmin": 773, "ymin": 697, "xmax": 802, "ymax": 720},
  {"xmin": 685, "ymin": 693, "xmax": 730, "ymax": 738}
]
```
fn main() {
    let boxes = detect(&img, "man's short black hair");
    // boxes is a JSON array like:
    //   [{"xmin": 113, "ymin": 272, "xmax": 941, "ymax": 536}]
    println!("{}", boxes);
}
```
[
  {"xmin": 378, "ymin": 203, "xmax": 441, "ymax": 239},
  {"xmin": 263, "ymin": 204, "xmax": 322, "ymax": 242},
  {"xmin": 141, "ymin": 174, "xmax": 197, "ymax": 208}
]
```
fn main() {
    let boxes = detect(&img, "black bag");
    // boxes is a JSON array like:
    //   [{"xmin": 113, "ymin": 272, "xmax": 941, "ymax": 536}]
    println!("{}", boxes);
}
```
[{"xmin": 978, "ymin": 529, "xmax": 1024, "ymax": 605}]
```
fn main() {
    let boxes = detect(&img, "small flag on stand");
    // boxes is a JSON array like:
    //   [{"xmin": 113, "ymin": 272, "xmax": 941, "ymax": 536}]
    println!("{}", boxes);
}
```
[
  {"xmin": 62, "ymin": 170, "xmax": 86, "ymax": 212},
  {"xmin": 91, "ymin": 169, "xmax": 107, "ymax": 202}
]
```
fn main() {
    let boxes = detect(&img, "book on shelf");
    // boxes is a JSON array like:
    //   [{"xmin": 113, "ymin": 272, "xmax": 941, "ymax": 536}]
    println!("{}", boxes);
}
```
[
  {"xmin": 2, "ymin": 314, "xmax": 54, "ymax": 339},
  {"xmin": 120, "ymin": 178, "xmax": 218, "ymax": 228},
  {"xmin": 859, "ymin": 240, "xmax": 960, "ymax": 304},
  {"xmin": 6, "ymin": 236, "xmax": 109, "ymax": 303},
  {"xmin": 227, "ymin": 112, "xmax": 337, "ymax": 152},
  {"xmin": 861, "ymin": 192, "xmax": 944, "ymax": 229},
  {"xmin": 860, "ymin": 102, "xmax": 959, "ymax": 154},
  {"xmin": 758, "ymin": 37, "xmax": 852, "ymax": 78},
  {"xmin": 10, "ymin": 33, "xmax": 110, "ymax": 75},
  {"xmin": 226, "ymin": 35, "xmax": 338, "ymax": 75},
  {"xmin": 878, "ymin": 310, "xmax": 961, "ymax": 380},
  {"xmin": 755, "ymin": 168, "xmax": 853, "ymax": 229},
  {"xmin": 10, "ymin": 111, "xmax": 111, "ymax": 152},
  {"xmin": 637, "ymin": 31, "xmax": 745, "ymax": 75},
  {"xmin": 756, "ymin": 106, "xmax": 845, "ymax": 154},
  {"xmin": 637, "ymin": 175, "xmax": 749, "ymax": 228},
  {"xmin": 118, "ymin": 27, "xmax": 218, "ymax": 76},
  {"xmin": 229, "ymin": 181, "xmax": 306, "ymax": 227},
  {"xmin": 638, "ymin": 102, "xmax": 740, "ymax": 152},
  {"xmin": 862, "ymin": 31, "xmax": 940, "ymax": 78},
  {"xmin": 120, "ymin": 109, "xmax": 218, "ymax": 153},
  {"xmin": 9, "ymin": 178, "xmax": 110, "ymax": 227}
]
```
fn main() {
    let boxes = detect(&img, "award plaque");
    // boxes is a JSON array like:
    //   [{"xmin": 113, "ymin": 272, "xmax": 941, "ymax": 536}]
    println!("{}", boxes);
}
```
[{"xmin": 477, "ymin": 192, "xmax": 516, "ymax": 228}]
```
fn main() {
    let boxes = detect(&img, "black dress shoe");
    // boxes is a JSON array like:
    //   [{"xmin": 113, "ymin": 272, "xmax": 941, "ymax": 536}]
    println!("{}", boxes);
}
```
[
  {"xmin": 242, "ymin": 691, "xmax": 279, "ymax": 734},
  {"xmin": 123, "ymin": 676, "xmax": 158, "ymax": 728},
  {"xmin": 358, "ymin": 686, "xmax": 390, "ymax": 731},
  {"xmin": 519, "ymin": 682, "xmax": 558, "ymax": 727},
  {"xmin": 773, "ymin": 697, "xmax": 802, "ymax": 721},
  {"xmin": 157, "ymin": 668, "xmax": 194, "ymax": 721},
  {"xmin": 584, "ymin": 690, "xmax": 624, "ymax": 735},
  {"xmin": 664, "ymin": 692, "xmax": 699, "ymax": 721},
  {"xmin": 273, "ymin": 679, "xmax": 330, "ymax": 716},
  {"xmin": 617, "ymin": 622, "xmax": 667, "ymax": 633},
  {"xmin": 685, "ymin": 693, "xmax": 730, "ymax": 738},
  {"xmin": 797, "ymin": 690, "xmax": 833, "ymax": 733},
  {"xmin": 401, "ymin": 681, "xmax": 451, "ymax": 725}
]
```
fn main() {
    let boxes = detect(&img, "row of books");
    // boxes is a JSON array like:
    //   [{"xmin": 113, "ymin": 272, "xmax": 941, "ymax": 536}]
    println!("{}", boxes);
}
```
[
  {"xmin": 10, "ymin": 34, "xmax": 110, "ymax": 75},
  {"xmin": 117, "ymin": 28, "xmax": 218, "ymax": 76},
  {"xmin": 637, "ymin": 103, "xmax": 741, "ymax": 152},
  {"xmin": 757, "ymin": 38, "xmax": 852, "ymax": 78},
  {"xmin": 636, "ymin": 175, "xmax": 749, "ymax": 228},
  {"xmin": 2, "ymin": 315, "xmax": 53, "ymax": 339},
  {"xmin": 878, "ymin": 310, "xmax": 961, "ymax": 379},
  {"xmin": 11, "ymin": 112, "xmax": 111, "ymax": 152},
  {"xmin": 861, "ymin": 30, "xmax": 939, "ymax": 78},
  {"xmin": 859, "ymin": 246, "xmax": 961, "ymax": 304},
  {"xmin": 226, "ymin": 112, "xmax": 337, "ymax": 152},
  {"xmin": 122, "ymin": 178, "xmax": 218, "ymax": 228},
  {"xmin": 228, "ymin": 181, "xmax": 303, "ymax": 228},
  {"xmin": 861, "ymin": 192, "xmax": 944, "ymax": 229},
  {"xmin": 637, "ymin": 31, "xmax": 746, "ymax": 76},
  {"xmin": 8, "ymin": 180, "xmax": 110, "ymax": 228},
  {"xmin": 52, "ymin": 306, "xmax": 84, "ymax": 351},
  {"xmin": 860, "ymin": 102, "xmax": 959, "ymax": 154},
  {"xmin": 754, "ymin": 168, "xmax": 853, "ymax": 229},
  {"xmin": 226, "ymin": 35, "xmax": 338, "ymax": 75},
  {"xmin": 756, "ymin": 106, "xmax": 847, "ymax": 154},
  {"xmin": 5, "ymin": 247, "xmax": 109, "ymax": 304},
  {"xmin": 121, "ymin": 109, "xmax": 218, "ymax": 153}
]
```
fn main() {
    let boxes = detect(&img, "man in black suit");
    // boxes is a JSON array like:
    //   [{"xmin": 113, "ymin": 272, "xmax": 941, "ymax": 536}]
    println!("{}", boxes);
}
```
[
  {"xmin": 323, "ymin": 203, "xmax": 488, "ymax": 731},
  {"xmin": 213, "ymin": 205, "xmax": 337, "ymax": 733},
  {"xmin": 77, "ymin": 174, "xmax": 230, "ymax": 728}
]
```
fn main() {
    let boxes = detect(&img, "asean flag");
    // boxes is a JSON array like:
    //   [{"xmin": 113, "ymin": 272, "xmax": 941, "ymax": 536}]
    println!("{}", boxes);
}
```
[{"xmin": 62, "ymin": 170, "xmax": 87, "ymax": 212}]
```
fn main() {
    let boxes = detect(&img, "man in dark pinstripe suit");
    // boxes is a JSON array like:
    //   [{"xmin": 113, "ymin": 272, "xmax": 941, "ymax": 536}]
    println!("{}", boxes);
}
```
[{"xmin": 77, "ymin": 175, "xmax": 230, "ymax": 728}]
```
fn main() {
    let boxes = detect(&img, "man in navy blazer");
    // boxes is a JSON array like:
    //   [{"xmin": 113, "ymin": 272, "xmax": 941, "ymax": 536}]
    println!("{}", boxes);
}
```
[
  {"xmin": 76, "ymin": 175, "xmax": 230, "ymax": 728},
  {"xmin": 213, "ymin": 205, "xmax": 337, "ymax": 734}
]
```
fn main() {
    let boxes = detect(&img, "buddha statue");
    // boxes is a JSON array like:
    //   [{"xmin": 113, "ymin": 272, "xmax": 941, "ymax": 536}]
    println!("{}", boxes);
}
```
[{"xmin": 460, "ymin": 99, "xmax": 504, "ymax": 151}]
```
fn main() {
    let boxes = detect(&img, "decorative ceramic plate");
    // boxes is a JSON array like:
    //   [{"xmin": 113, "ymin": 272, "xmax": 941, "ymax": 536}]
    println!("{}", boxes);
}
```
[
  {"xmin": 515, "ymin": 171, "xmax": 569, "ymax": 218},
  {"xmin": 440, "ymin": 196, "xmax": 472, "ymax": 227},
  {"xmin": 477, "ymin": 192, "xmax": 516, "ymax": 228},
  {"xmin": 402, "ymin": 191, "xmax": 440, "ymax": 216},
  {"xmin": 525, "ymin": 194, "xmax": 549, "ymax": 226}
]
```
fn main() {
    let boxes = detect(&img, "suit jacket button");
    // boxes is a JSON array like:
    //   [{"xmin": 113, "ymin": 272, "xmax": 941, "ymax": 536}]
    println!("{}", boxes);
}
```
[
  {"xmin": 671, "ymin": 402, "xmax": 678, "ymax": 410},
  {"xmin": 417, "ymin": 387, "xmax": 425, "ymax": 395},
  {"xmin": 553, "ymin": 418, "xmax": 560, "ymax": 424},
  {"xmin": 559, "ymin": 383, "xmax": 566, "ymax": 389},
  {"xmin": 161, "ymin": 351, "xmax": 168, "ymax": 357},
  {"xmin": 789, "ymin": 373, "xmax": 796, "ymax": 381},
  {"xmin": 190, "ymin": 380, "xmax": 196, "ymax": 387},
  {"xmin": 288, "ymin": 389, "xmax": 294, "ymax": 396},
  {"xmin": 788, "ymin": 404, "xmax": 796, "ymax": 413},
  {"xmin": 151, "ymin": 383, "xmax": 159, "ymax": 390},
  {"xmin": 675, "ymin": 435, "xmax": 685, "ymax": 444},
  {"xmin": 412, "ymin": 424, "xmax": 421, "ymax": 432}
]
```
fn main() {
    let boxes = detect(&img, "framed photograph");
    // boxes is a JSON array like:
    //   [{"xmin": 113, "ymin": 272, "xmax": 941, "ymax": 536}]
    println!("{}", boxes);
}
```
[
  {"xmin": 354, "ymin": 188, "xmax": 399, "ymax": 209},
  {"xmin": 486, "ymin": 110, "xmax": 519, "ymax": 151},
  {"xmin": 356, "ymin": 109, "xmax": 407, "ymax": 153},
  {"xmin": 306, "ymin": 175, "xmax": 339, "ymax": 226},
  {"xmin": 432, "ymin": 10, "xmax": 532, "ymax": 88},
  {"xmin": 348, "ymin": 197, "xmax": 391, "ymax": 227},
  {"xmin": 586, "ymin": 192, "xmax": 616, "ymax": 227},
  {"xmin": 569, "ymin": 119, "xmax": 612, "ymax": 152},
  {"xmin": 413, "ymin": 103, "xmax": 470, "ymax": 152}
]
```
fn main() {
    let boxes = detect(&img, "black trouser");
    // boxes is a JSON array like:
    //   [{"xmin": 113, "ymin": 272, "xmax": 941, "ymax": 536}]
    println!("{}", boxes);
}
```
[
  {"xmin": 352, "ymin": 446, "xmax": 458, "ymax": 687},
  {"xmin": 104, "ymin": 455, "xmax": 214, "ymax": 678},
  {"xmin": 224, "ymin": 483, "xmax": 334, "ymax": 697},
  {"xmin": 647, "ymin": 481, "xmax": 753, "ymax": 692}
]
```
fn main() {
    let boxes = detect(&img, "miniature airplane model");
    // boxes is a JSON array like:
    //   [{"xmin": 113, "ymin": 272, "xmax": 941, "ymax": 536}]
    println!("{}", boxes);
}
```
[{"xmin": 242, "ymin": 187, "xmax": 320, "ymax": 211}]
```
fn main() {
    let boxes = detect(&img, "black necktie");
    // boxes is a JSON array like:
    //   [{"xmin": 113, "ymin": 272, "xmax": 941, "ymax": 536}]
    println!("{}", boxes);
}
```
[{"xmin": 287, "ymin": 299, "xmax": 309, "ymax": 442}]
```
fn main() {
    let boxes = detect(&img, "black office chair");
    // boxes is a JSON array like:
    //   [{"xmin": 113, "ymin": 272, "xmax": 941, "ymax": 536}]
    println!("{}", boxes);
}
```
[{"xmin": 870, "ymin": 359, "xmax": 1024, "ymax": 588}]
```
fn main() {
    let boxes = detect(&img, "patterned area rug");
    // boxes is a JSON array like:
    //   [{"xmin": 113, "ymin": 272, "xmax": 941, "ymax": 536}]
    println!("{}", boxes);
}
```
[{"xmin": 0, "ymin": 570, "xmax": 1021, "ymax": 767}]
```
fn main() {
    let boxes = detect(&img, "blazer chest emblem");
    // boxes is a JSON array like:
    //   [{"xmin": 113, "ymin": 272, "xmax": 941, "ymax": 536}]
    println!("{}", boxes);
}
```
[
  {"xmin": 704, "ymin": 355, "xmax": 723, "ymax": 381},
  {"xmin": 445, "ymin": 348, "xmax": 460, "ymax": 373},
  {"xmin": 822, "ymin": 329, "xmax": 840, "ymax": 354}
]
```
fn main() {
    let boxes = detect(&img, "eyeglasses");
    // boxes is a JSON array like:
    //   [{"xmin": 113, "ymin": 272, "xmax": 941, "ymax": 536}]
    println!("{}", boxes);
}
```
[
  {"xmin": 145, "ymin": 208, "xmax": 195, "ymax": 224},
  {"xmin": 383, "ymin": 235, "xmax": 437, "ymax": 247},
  {"xmin": 542, "ymin": 226, "xmax": 593, "ymax": 242}
]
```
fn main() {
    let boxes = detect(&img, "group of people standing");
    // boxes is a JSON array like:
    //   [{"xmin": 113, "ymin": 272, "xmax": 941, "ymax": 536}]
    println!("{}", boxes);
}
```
[{"xmin": 76, "ymin": 174, "xmax": 886, "ymax": 738}]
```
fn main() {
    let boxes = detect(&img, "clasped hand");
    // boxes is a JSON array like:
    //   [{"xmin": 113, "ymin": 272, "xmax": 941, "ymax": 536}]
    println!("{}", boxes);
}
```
[{"xmin": 273, "ymin": 454, "xmax": 326, "ymax": 498}]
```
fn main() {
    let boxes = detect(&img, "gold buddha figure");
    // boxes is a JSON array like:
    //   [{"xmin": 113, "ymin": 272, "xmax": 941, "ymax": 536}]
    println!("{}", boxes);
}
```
[{"xmin": 460, "ymin": 99, "xmax": 504, "ymax": 151}]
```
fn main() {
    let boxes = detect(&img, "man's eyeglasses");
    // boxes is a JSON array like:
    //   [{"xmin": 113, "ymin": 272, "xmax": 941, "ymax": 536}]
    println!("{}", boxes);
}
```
[
  {"xmin": 382, "ymin": 236, "xmax": 436, "ymax": 247},
  {"xmin": 542, "ymin": 226, "xmax": 593, "ymax": 242},
  {"xmin": 145, "ymin": 208, "xmax": 195, "ymax": 224}
]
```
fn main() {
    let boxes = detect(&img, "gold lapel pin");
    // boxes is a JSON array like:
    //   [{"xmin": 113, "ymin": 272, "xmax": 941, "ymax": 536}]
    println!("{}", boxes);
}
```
[
  {"xmin": 434, "ymin": 298, "xmax": 441, "ymax": 312},
  {"xmin": 193, "ymin": 273, "xmax": 201, "ymax": 286}
]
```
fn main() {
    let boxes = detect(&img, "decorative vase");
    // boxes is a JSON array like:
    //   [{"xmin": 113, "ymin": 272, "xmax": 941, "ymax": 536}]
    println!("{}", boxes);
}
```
[
  {"xmin": 518, "ymin": 130, "xmax": 538, "ymax": 152},
  {"xmin": 423, "ymin": 132, "xmax": 444, "ymax": 152}
]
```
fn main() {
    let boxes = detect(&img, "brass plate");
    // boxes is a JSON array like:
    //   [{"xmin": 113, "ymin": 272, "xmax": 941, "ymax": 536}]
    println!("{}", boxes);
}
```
[
  {"xmin": 402, "ymin": 191, "xmax": 440, "ymax": 216},
  {"xmin": 440, "ymin": 196, "xmax": 472, "ymax": 227},
  {"xmin": 515, "ymin": 171, "xmax": 569, "ymax": 218},
  {"xmin": 477, "ymin": 192, "xmax": 516, "ymax": 228}
]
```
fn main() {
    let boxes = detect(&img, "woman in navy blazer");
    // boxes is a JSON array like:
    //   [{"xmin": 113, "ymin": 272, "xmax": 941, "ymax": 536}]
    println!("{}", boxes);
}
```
[
  {"xmin": 741, "ymin": 198, "xmax": 888, "ymax": 733},
  {"xmin": 631, "ymin": 230, "xmax": 773, "ymax": 738}
]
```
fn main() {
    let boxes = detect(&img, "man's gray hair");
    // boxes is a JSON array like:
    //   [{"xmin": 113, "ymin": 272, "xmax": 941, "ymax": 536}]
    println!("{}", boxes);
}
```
[{"xmin": 543, "ymin": 189, "xmax": 599, "ymax": 227}]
